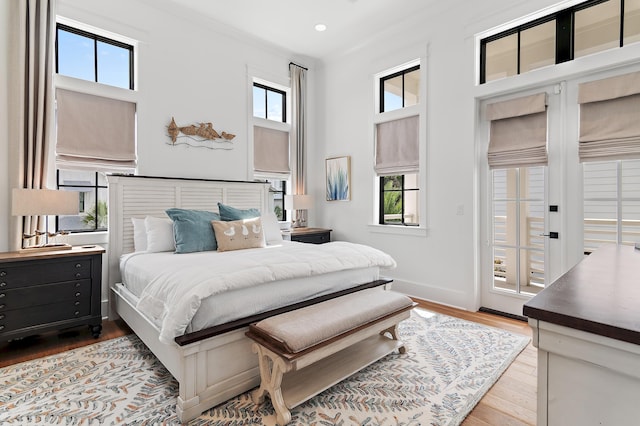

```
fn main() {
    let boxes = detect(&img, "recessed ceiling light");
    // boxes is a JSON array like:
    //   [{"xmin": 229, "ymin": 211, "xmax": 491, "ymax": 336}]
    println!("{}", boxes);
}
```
[{"xmin": 314, "ymin": 23, "xmax": 327, "ymax": 32}]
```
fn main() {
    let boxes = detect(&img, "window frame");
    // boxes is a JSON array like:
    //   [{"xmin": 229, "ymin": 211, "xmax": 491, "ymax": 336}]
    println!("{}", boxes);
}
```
[
  {"xmin": 56, "ymin": 23, "xmax": 135, "ymax": 90},
  {"xmin": 56, "ymin": 170, "xmax": 108, "ymax": 233},
  {"xmin": 378, "ymin": 175, "xmax": 420, "ymax": 226},
  {"xmin": 253, "ymin": 82, "xmax": 287, "ymax": 123},
  {"xmin": 479, "ymin": 0, "xmax": 632, "ymax": 84},
  {"xmin": 379, "ymin": 64, "xmax": 420, "ymax": 112}
]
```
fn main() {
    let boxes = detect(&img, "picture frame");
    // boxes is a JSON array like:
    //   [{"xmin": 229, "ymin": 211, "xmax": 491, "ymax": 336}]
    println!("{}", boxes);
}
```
[{"xmin": 326, "ymin": 156, "xmax": 351, "ymax": 201}]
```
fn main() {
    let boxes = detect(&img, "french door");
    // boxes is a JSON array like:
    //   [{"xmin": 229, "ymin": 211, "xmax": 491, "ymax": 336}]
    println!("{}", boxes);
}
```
[{"xmin": 479, "ymin": 85, "xmax": 564, "ymax": 317}]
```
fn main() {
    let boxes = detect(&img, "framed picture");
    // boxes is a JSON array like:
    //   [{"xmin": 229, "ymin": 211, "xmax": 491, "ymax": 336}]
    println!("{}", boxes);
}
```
[{"xmin": 326, "ymin": 156, "xmax": 351, "ymax": 201}]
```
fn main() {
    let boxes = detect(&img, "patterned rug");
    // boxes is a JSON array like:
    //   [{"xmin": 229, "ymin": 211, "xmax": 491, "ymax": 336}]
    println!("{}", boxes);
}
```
[{"xmin": 0, "ymin": 309, "xmax": 529, "ymax": 425}]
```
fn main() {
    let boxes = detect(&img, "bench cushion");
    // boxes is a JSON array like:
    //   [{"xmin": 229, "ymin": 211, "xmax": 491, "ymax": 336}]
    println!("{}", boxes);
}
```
[{"xmin": 251, "ymin": 289, "xmax": 413, "ymax": 354}]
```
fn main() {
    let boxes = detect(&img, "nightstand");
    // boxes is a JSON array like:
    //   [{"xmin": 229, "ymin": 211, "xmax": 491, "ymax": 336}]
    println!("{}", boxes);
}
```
[
  {"xmin": 0, "ymin": 245, "xmax": 105, "ymax": 341},
  {"xmin": 284, "ymin": 227, "xmax": 332, "ymax": 244}
]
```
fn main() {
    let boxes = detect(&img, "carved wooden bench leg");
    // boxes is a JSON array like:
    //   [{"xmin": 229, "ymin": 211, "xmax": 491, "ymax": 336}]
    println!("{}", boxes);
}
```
[
  {"xmin": 381, "ymin": 324, "xmax": 406, "ymax": 354},
  {"xmin": 251, "ymin": 343, "xmax": 292, "ymax": 425}
]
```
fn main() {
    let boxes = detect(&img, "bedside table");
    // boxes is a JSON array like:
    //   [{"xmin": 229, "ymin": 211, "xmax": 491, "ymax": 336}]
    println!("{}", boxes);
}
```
[
  {"xmin": 0, "ymin": 245, "xmax": 105, "ymax": 341},
  {"xmin": 283, "ymin": 227, "xmax": 332, "ymax": 244}
]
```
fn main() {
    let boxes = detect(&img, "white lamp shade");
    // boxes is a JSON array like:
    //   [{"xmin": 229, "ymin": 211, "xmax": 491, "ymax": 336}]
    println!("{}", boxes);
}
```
[
  {"xmin": 12, "ymin": 188, "xmax": 79, "ymax": 216},
  {"xmin": 284, "ymin": 194, "xmax": 313, "ymax": 210}
]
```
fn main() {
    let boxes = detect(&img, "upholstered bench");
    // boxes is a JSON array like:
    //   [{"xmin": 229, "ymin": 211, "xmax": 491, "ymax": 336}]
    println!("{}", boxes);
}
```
[{"xmin": 245, "ymin": 288, "xmax": 415, "ymax": 425}]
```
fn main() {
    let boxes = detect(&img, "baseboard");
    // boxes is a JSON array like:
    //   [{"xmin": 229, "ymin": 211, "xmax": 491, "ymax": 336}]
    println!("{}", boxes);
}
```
[
  {"xmin": 391, "ymin": 279, "xmax": 472, "ymax": 311},
  {"xmin": 479, "ymin": 307, "xmax": 527, "ymax": 322}
]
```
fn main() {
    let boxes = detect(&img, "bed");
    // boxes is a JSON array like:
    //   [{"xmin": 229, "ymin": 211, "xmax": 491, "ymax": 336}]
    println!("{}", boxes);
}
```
[{"xmin": 106, "ymin": 175, "xmax": 396, "ymax": 422}]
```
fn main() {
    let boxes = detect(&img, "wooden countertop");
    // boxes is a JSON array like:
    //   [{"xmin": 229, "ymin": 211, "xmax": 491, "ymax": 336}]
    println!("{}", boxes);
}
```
[{"xmin": 523, "ymin": 244, "xmax": 640, "ymax": 345}]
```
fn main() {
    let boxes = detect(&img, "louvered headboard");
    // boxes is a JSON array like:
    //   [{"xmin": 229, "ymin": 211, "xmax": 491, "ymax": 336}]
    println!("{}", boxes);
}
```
[{"xmin": 106, "ymin": 175, "xmax": 270, "ymax": 289}]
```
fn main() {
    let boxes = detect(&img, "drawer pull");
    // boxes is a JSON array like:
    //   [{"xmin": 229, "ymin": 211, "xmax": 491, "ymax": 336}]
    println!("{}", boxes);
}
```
[
  {"xmin": 75, "ymin": 301, "xmax": 80, "ymax": 306},
  {"xmin": 0, "ymin": 294, "xmax": 4, "ymax": 298},
  {"xmin": 75, "ymin": 282, "xmax": 81, "ymax": 287},
  {"xmin": 75, "ymin": 292, "xmax": 81, "ymax": 297},
  {"xmin": 74, "ymin": 311, "xmax": 80, "ymax": 316},
  {"xmin": 0, "ymin": 325, "xmax": 4, "ymax": 331},
  {"xmin": 0, "ymin": 304, "xmax": 4, "ymax": 310},
  {"xmin": 75, "ymin": 263, "xmax": 82, "ymax": 268},
  {"xmin": 0, "ymin": 314, "xmax": 4, "ymax": 320},
  {"xmin": 0, "ymin": 282, "xmax": 5, "ymax": 287},
  {"xmin": 0, "ymin": 271, "xmax": 5, "ymax": 277},
  {"xmin": 75, "ymin": 273, "xmax": 82, "ymax": 278}
]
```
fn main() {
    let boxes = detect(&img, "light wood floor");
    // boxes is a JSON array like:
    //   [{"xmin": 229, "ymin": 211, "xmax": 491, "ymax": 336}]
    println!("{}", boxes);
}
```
[{"xmin": 0, "ymin": 299, "xmax": 536, "ymax": 425}]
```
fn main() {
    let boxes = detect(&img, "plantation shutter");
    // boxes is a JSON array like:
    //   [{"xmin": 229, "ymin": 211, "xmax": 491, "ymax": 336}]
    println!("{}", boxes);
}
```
[
  {"xmin": 56, "ymin": 88, "xmax": 137, "ymax": 172},
  {"xmin": 486, "ymin": 93, "xmax": 547, "ymax": 169},
  {"xmin": 578, "ymin": 70, "xmax": 640, "ymax": 162},
  {"xmin": 253, "ymin": 126, "xmax": 290, "ymax": 174},
  {"xmin": 375, "ymin": 115, "xmax": 419, "ymax": 176}
]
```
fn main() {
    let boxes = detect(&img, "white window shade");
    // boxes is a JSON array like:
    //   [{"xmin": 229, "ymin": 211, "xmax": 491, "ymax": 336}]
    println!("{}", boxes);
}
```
[
  {"xmin": 56, "ymin": 89, "xmax": 136, "ymax": 172},
  {"xmin": 375, "ymin": 115, "xmax": 419, "ymax": 176},
  {"xmin": 487, "ymin": 92, "xmax": 548, "ymax": 169},
  {"xmin": 254, "ymin": 126, "xmax": 290, "ymax": 174},
  {"xmin": 578, "ymin": 71, "xmax": 640, "ymax": 162}
]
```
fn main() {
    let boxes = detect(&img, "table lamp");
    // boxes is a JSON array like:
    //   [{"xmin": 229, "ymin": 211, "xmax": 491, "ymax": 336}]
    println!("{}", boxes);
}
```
[
  {"xmin": 284, "ymin": 194, "xmax": 312, "ymax": 228},
  {"xmin": 11, "ymin": 188, "xmax": 79, "ymax": 250}
]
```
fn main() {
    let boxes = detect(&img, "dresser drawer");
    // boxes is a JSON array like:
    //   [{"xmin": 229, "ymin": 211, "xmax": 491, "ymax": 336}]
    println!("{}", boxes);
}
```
[
  {"xmin": 0, "ymin": 300, "xmax": 91, "ymax": 334},
  {"xmin": 0, "ymin": 258, "xmax": 91, "ymax": 289},
  {"xmin": 292, "ymin": 232, "xmax": 330, "ymax": 244},
  {"xmin": 0, "ymin": 280, "xmax": 90, "ymax": 311}
]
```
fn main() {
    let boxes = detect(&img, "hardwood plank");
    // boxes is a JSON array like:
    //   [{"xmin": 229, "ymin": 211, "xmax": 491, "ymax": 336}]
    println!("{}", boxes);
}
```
[{"xmin": 0, "ymin": 298, "xmax": 537, "ymax": 425}]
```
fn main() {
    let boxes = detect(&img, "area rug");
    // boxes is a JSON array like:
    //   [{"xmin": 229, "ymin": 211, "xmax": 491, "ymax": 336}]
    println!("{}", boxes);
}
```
[{"xmin": 0, "ymin": 309, "xmax": 529, "ymax": 425}]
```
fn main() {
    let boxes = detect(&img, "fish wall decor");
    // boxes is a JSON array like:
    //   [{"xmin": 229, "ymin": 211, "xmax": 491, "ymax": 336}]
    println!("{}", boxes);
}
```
[{"xmin": 166, "ymin": 117, "xmax": 236, "ymax": 150}]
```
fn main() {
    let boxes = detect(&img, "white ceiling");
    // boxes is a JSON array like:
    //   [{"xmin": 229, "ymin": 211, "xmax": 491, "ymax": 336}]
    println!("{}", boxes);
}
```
[{"xmin": 164, "ymin": 0, "xmax": 440, "ymax": 59}]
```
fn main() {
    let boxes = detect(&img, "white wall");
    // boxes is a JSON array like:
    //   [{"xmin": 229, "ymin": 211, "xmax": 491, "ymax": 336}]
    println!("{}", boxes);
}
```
[{"xmin": 313, "ymin": 0, "xmax": 566, "ymax": 310}]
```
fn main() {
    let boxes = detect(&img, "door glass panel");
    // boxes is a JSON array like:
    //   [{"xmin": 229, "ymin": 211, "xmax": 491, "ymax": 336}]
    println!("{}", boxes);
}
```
[
  {"xmin": 520, "ymin": 20, "xmax": 556, "ymax": 73},
  {"xmin": 492, "ymin": 167, "xmax": 545, "ymax": 294},
  {"xmin": 485, "ymin": 33, "xmax": 518, "ymax": 82},
  {"xmin": 574, "ymin": 0, "xmax": 621, "ymax": 58},
  {"xmin": 624, "ymin": 0, "xmax": 640, "ymax": 45}
]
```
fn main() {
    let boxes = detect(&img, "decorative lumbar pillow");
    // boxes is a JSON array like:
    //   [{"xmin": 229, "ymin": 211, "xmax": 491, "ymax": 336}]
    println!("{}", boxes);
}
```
[
  {"xmin": 212, "ymin": 217, "xmax": 266, "ymax": 252},
  {"xmin": 144, "ymin": 216, "xmax": 175, "ymax": 253},
  {"xmin": 261, "ymin": 212, "xmax": 283, "ymax": 245},
  {"xmin": 166, "ymin": 208, "xmax": 221, "ymax": 253},
  {"xmin": 131, "ymin": 217, "xmax": 147, "ymax": 251},
  {"xmin": 218, "ymin": 202, "xmax": 260, "ymax": 221}
]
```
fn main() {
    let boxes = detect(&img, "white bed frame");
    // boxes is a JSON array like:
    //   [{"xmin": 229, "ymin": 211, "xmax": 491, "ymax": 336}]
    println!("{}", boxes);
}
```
[{"xmin": 107, "ymin": 175, "xmax": 272, "ymax": 422}]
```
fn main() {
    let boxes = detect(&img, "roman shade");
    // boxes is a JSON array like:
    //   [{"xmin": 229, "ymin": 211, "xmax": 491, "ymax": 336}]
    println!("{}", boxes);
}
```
[
  {"xmin": 375, "ymin": 115, "xmax": 419, "ymax": 175},
  {"xmin": 253, "ymin": 126, "xmax": 290, "ymax": 174},
  {"xmin": 487, "ymin": 92, "xmax": 548, "ymax": 169},
  {"xmin": 578, "ymin": 71, "xmax": 640, "ymax": 162},
  {"xmin": 56, "ymin": 88, "xmax": 137, "ymax": 171}
]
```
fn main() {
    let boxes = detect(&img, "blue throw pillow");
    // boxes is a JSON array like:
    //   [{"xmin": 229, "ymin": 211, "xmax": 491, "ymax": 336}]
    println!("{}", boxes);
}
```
[
  {"xmin": 218, "ymin": 202, "xmax": 260, "ymax": 221},
  {"xmin": 165, "ymin": 208, "xmax": 221, "ymax": 253}
]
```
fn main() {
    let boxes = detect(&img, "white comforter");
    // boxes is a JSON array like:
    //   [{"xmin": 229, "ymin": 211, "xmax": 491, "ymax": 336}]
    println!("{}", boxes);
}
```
[{"xmin": 135, "ymin": 241, "xmax": 396, "ymax": 344}]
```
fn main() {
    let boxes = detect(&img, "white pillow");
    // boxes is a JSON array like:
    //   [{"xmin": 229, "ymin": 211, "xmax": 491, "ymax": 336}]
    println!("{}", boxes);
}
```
[
  {"xmin": 144, "ymin": 216, "xmax": 175, "ymax": 252},
  {"xmin": 131, "ymin": 217, "xmax": 147, "ymax": 251},
  {"xmin": 261, "ymin": 212, "xmax": 283, "ymax": 245}
]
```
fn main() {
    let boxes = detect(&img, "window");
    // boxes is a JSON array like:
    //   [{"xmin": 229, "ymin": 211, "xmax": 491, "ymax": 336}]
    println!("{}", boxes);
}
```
[
  {"xmin": 252, "ymin": 79, "xmax": 290, "ymax": 219},
  {"xmin": 583, "ymin": 160, "xmax": 640, "ymax": 254},
  {"xmin": 375, "ymin": 63, "xmax": 421, "ymax": 226},
  {"xmin": 480, "ymin": 0, "xmax": 640, "ymax": 83},
  {"xmin": 56, "ymin": 23, "xmax": 134, "ymax": 90},
  {"xmin": 55, "ymin": 23, "xmax": 137, "ymax": 233},
  {"xmin": 57, "ymin": 170, "xmax": 108, "ymax": 232},
  {"xmin": 253, "ymin": 82, "xmax": 286, "ymax": 122}
]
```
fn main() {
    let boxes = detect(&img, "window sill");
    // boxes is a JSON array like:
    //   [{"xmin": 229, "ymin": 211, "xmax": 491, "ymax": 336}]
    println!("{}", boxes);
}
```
[{"xmin": 367, "ymin": 224, "xmax": 428, "ymax": 237}]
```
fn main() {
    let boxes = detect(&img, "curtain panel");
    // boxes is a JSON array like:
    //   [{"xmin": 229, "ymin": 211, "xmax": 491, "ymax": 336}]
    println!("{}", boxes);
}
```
[
  {"xmin": 375, "ymin": 115, "xmax": 419, "ymax": 176},
  {"xmin": 578, "ymin": 71, "xmax": 640, "ymax": 162},
  {"xmin": 9, "ymin": 0, "xmax": 56, "ymax": 250},
  {"xmin": 486, "ymin": 92, "xmax": 548, "ymax": 169},
  {"xmin": 56, "ymin": 89, "xmax": 137, "ymax": 172},
  {"xmin": 290, "ymin": 64, "xmax": 307, "ymax": 196},
  {"xmin": 253, "ymin": 126, "xmax": 290, "ymax": 174}
]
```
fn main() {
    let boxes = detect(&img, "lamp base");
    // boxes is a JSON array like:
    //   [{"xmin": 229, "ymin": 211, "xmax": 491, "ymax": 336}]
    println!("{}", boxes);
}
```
[{"xmin": 21, "ymin": 243, "xmax": 73, "ymax": 252}]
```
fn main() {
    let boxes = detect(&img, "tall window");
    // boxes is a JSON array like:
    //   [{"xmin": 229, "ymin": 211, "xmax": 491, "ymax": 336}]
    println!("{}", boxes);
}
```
[
  {"xmin": 55, "ymin": 23, "xmax": 136, "ymax": 233},
  {"xmin": 252, "ymin": 80, "xmax": 290, "ymax": 220},
  {"xmin": 480, "ymin": 0, "xmax": 640, "ymax": 83},
  {"xmin": 376, "ymin": 64, "xmax": 421, "ymax": 226},
  {"xmin": 584, "ymin": 160, "xmax": 640, "ymax": 254}
]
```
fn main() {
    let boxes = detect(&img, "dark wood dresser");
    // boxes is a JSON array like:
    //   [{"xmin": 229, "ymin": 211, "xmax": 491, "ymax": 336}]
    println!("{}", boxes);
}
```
[{"xmin": 0, "ymin": 245, "xmax": 105, "ymax": 341}]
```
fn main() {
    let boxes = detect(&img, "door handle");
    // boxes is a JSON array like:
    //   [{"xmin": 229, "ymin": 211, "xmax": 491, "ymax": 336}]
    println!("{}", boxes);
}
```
[{"xmin": 540, "ymin": 232, "xmax": 559, "ymax": 239}]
